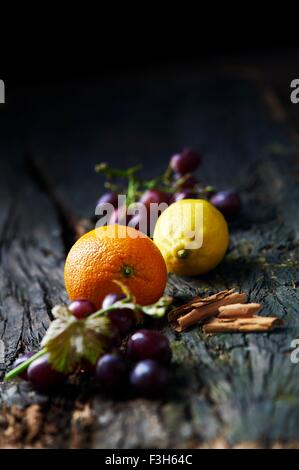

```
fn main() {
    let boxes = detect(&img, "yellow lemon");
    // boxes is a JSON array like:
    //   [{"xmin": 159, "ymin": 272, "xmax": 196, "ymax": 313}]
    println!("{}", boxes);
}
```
[{"xmin": 153, "ymin": 199, "xmax": 229, "ymax": 276}]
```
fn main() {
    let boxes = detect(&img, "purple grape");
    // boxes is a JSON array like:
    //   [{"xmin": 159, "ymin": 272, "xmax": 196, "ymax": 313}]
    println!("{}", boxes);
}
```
[
  {"xmin": 139, "ymin": 189, "xmax": 170, "ymax": 207},
  {"xmin": 130, "ymin": 359, "xmax": 168, "ymax": 397},
  {"xmin": 96, "ymin": 192, "xmax": 118, "ymax": 209},
  {"xmin": 172, "ymin": 190, "xmax": 197, "ymax": 202},
  {"xmin": 175, "ymin": 174, "xmax": 198, "ymax": 189},
  {"xmin": 95, "ymin": 354, "xmax": 129, "ymax": 392},
  {"xmin": 102, "ymin": 293, "xmax": 126, "ymax": 309},
  {"xmin": 102, "ymin": 293, "xmax": 135, "ymax": 337},
  {"xmin": 127, "ymin": 330, "xmax": 172, "ymax": 364},
  {"xmin": 210, "ymin": 190, "xmax": 241, "ymax": 218},
  {"xmin": 27, "ymin": 354, "xmax": 65, "ymax": 392},
  {"xmin": 12, "ymin": 352, "xmax": 35, "ymax": 381},
  {"xmin": 105, "ymin": 324, "xmax": 121, "ymax": 348},
  {"xmin": 170, "ymin": 149, "xmax": 201, "ymax": 175},
  {"xmin": 133, "ymin": 191, "xmax": 169, "ymax": 236},
  {"xmin": 129, "ymin": 211, "xmax": 150, "ymax": 236},
  {"xmin": 69, "ymin": 299, "xmax": 96, "ymax": 319},
  {"xmin": 107, "ymin": 309, "xmax": 135, "ymax": 337},
  {"xmin": 129, "ymin": 208, "xmax": 160, "ymax": 237}
]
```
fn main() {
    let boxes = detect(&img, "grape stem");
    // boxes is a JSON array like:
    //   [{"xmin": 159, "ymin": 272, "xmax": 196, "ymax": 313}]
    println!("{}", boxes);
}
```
[
  {"xmin": 4, "ymin": 348, "xmax": 47, "ymax": 381},
  {"xmin": 89, "ymin": 303, "xmax": 131, "ymax": 319}
]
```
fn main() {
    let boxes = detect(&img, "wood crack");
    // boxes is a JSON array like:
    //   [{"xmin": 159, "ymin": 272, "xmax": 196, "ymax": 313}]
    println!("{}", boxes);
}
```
[{"xmin": 25, "ymin": 153, "xmax": 89, "ymax": 255}]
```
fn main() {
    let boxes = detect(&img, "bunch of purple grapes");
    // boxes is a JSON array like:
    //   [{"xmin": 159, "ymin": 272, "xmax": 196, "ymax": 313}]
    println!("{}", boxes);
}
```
[
  {"xmin": 96, "ymin": 149, "xmax": 241, "ymax": 236},
  {"xmin": 13, "ymin": 296, "xmax": 171, "ymax": 397}
]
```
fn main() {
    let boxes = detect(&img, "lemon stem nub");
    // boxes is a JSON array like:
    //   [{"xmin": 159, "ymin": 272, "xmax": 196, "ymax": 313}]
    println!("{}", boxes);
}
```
[
  {"xmin": 122, "ymin": 265, "xmax": 134, "ymax": 277},
  {"xmin": 177, "ymin": 249, "xmax": 188, "ymax": 259}
]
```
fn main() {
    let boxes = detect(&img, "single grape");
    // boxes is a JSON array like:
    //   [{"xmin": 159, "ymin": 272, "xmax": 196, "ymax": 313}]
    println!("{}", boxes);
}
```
[
  {"xmin": 210, "ymin": 190, "xmax": 241, "ymax": 218},
  {"xmin": 139, "ymin": 189, "xmax": 170, "ymax": 207},
  {"xmin": 171, "ymin": 190, "xmax": 197, "ymax": 202},
  {"xmin": 129, "ymin": 210, "xmax": 156, "ymax": 237},
  {"xmin": 27, "ymin": 354, "xmax": 65, "ymax": 392},
  {"xmin": 135, "ymin": 190, "xmax": 169, "ymax": 236},
  {"xmin": 170, "ymin": 149, "xmax": 201, "ymax": 175},
  {"xmin": 130, "ymin": 359, "xmax": 168, "ymax": 397},
  {"xmin": 102, "ymin": 293, "xmax": 126, "ymax": 309},
  {"xmin": 12, "ymin": 352, "xmax": 34, "ymax": 381},
  {"xmin": 107, "ymin": 308, "xmax": 135, "ymax": 337},
  {"xmin": 127, "ymin": 330, "xmax": 172, "ymax": 364},
  {"xmin": 102, "ymin": 294, "xmax": 134, "ymax": 338},
  {"xmin": 95, "ymin": 353, "xmax": 129, "ymax": 392},
  {"xmin": 69, "ymin": 299, "xmax": 96, "ymax": 319},
  {"xmin": 96, "ymin": 191, "xmax": 118, "ymax": 209},
  {"xmin": 102, "ymin": 292, "xmax": 135, "ymax": 337},
  {"xmin": 96, "ymin": 192, "xmax": 119, "ymax": 227}
]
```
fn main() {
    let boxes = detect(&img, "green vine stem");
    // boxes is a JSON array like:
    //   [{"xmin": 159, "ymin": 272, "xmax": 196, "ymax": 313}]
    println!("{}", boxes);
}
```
[
  {"xmin": 4, "ymin": 349, "xmax": 47, "ymax": 381},
  {"xmin": 95, "ymin": 161, "xmax": 217, "ymax": 206}
]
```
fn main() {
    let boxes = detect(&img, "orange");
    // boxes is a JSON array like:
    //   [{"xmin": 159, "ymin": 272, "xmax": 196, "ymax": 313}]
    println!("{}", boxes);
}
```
[{"xmin": 64, "ymin": 225, "xmax": 168, "ymax": 309}]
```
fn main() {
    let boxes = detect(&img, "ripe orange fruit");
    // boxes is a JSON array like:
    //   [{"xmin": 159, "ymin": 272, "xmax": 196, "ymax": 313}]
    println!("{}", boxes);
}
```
[{"xmin": 64, "ymin": 225, "xmax": 168, "ymax": 309}]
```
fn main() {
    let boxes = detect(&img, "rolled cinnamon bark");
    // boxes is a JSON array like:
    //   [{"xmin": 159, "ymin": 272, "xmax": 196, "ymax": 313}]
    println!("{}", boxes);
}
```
[
  {"xmin": 203, "ymin": 316, "xmax": 282, "ymax": 333},
  {"xmin": 168, "ymin": 288, "xmax": 236, "ymax": 322},
  {"xmin": 218, "ymin": 303, "xmax": 262, "ymax": 318},
  {"xmin": 172, "ymin": 292, "xmax": 248, "ymax": 332}
]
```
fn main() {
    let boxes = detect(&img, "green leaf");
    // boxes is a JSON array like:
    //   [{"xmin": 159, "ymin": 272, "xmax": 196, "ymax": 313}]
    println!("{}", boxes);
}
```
[
  {"xmin": 41, "ymin": 307, "xmax": 111, "ymax": 373},
  {"xmin": 109, "ymin": 282, "xmax": 172, "ymax": 319},
  {"xmin": 83, "ymin": 316, "xmax": 111, "ymax": 364},
  {"xmin": 51, "ymin": 304, "xmax": 72, "ymax": 319},
  {"xmin": 85, "ymin": 315, "xmax": 110, "ymax": 334},
  {"xmin": 142, "ymin": 296, "xmax": 173, "ymax": 318},
  {"xmin": 41, "ymin": 316, "xmax": 81, "ymax": 373}
]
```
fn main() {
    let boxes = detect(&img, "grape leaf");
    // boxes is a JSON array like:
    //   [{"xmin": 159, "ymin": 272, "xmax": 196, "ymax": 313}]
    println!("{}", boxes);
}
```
[
  {"xmin": 112, "ymin": 295, "xmax": 173, "ymax": 319},
  {"xmin": 52, "ymin": 304, "xmax": 72, "ymax": 319},
  {"xmin": 41, "ymin": 306, "xmax": 110, "ymax": 373},
  {"xmin": 82, "ymin": 316, "xmax": 111, "ymax": 364},
  {"xmin": 107, "ymin": 281, "xmax": 172, "ymax": 319},
  {"xmin": 142, "ymin": 296, "xmax": 173, "ymax": 318}
]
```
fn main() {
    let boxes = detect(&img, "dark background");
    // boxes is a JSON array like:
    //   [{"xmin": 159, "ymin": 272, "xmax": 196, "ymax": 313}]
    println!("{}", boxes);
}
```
[
  {"xmin": 1, "ymin": 42, "xmax": 299, "ymax": 217},
  {"xmin": 1, "ymin": 32, "xmax": 299, "ymax": 447}
]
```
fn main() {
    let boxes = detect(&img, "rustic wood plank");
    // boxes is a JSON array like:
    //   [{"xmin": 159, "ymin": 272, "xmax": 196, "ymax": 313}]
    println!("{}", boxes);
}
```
[
  {"xmin": 1, "ymin": 68, "xmax": 299, "ymax": 448},
  {"xmin": 0, "ymin": 158, "xmax": 75, "ymax": 447}
]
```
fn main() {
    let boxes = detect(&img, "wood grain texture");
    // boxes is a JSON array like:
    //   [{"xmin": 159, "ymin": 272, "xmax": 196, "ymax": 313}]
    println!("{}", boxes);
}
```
[{"xmin": 1, "ymin": 65, "xmax": 299, "ymax": 448}]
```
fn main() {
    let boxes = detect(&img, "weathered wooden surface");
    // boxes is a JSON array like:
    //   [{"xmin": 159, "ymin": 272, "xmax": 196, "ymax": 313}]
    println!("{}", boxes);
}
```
[{"xmin": 1, "ymin": 63, "xmax": 299, "ymax": 448}]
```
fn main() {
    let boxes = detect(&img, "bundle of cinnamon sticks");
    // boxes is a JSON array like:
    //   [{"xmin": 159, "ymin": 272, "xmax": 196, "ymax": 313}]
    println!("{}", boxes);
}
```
[{"xmin": 168, "ymin": 289, "xmax": 282, "ymax": 333}]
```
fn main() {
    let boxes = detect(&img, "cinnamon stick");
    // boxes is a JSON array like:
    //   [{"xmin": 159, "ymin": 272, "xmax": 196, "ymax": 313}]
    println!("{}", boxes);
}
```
[
  {"xmin": 168, "ymin": 289, "xmax": 236, "ymax": 322},
  {"xmin": 171, "ymin": 291, "xmax": 248, "ymax": 332},
  {"xmin": 218, "ymin": 303, "xmax": 262, "ymax": 318},
  {"xmin": 203, "ymin": 316, "xmax": 282, "ymax": 333}
]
